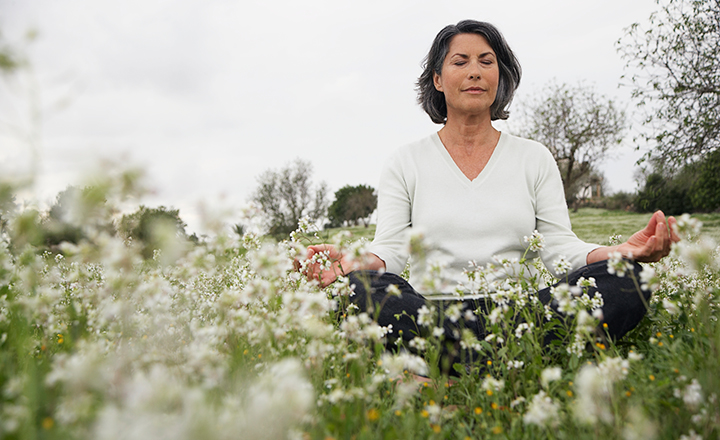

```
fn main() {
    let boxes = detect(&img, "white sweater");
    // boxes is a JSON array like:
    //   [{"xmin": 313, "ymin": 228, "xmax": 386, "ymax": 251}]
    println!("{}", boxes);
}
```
[{"xmin": 368, "ymin": 132, "xmax": 599, "ymax": 298}]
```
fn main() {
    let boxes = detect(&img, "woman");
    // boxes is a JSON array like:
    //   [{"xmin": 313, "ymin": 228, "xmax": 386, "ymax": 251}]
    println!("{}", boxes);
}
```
[{"xmin": 305, "ymin": 20, "xmax": 678, "ymax": 370}]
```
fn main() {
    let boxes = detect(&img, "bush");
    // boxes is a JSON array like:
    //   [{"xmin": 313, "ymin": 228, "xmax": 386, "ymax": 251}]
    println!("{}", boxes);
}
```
[
  {"xmin": 636, "ymin": 171, "xmax": 694, "ymax": 215},
  {"xmin": 690, "ymin": 148, "xmax": 720, "ymax": 212}
]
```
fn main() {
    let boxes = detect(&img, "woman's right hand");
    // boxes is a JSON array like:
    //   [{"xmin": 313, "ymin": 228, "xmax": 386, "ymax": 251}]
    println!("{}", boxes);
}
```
[
  {"xmin": 304, "ymin": 244, "xmax": 347, "ymax": 287},
  {"xmin": 304, "ymin": 244, "xmax": 386, "ymax": 287}
]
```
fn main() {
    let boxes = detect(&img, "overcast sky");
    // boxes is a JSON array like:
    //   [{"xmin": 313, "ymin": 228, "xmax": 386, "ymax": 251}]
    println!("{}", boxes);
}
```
[{"xmin": 0, "ymin": 0, "xmax": 659, "ymax": 233}]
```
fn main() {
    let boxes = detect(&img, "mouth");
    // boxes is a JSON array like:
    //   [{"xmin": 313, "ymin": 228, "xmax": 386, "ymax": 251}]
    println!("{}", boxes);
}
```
[{"xmin": 463, "ymin": 87, "xmax": 486, "ymax": 93}]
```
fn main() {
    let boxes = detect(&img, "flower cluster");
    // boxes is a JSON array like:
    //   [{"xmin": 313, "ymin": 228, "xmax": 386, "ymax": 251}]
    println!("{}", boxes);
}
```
[{"xmin": 0, "ymin": 172, "xmax": 719, "ymax": 439}]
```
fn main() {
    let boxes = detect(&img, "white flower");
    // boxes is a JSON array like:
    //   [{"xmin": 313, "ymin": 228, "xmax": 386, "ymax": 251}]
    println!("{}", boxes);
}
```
[
  {"xmin": 488, "ymin": 306, "xmax": 506, "ymax": 324},
  {"xmin": 573, "ymin": 364, "xmax": 613, "ymax": 424},
  {"xmin": 598, "ymin": 357, "xmax": 630, "ymax": 382},
  {"xmin": 679, "ymin": 429, "xmax": 703, "ymax": 440},
  {"xmin": 380, "ymin": 352, "xmax": 428, "ymax": 377},
  {"xmin": 416, "ymin": 305, "xmax": 436, "ymax": 327},
  {"xmin": 607, "ymin": 252, "xmax": 632, "ymax": 277},
  {"xmin": 622, "ymin": 407, "xmax": 657, "ymax": 440},
  {"xmin": 682, "ymin": 379, "xmax": 704, "ymax": 410},
  {"xmin": 639, "ymin": 266, "xmax": 659, "ymax": 291},
  {"xmin": 628, "ymin": 351, "xmax": 644, "ymax": 361},
  {"xmin": 540, "ymin": 367, "xmax": 562, "ymax": 389},
  {"xmin": 514, "ymin": 322, "xmax": 534, "ymax": 339},
  {"xmin": 386, "ymin": 284, "xmax": 402, "ymax": 297},
  {"xmin": 484, "ymin": 333, "xmax": 504, "ymax": 345},
  {"xmin": 460, "ymin": 329, "xmax": 482, "ymax": 352},
  {"xmin": 523, "ymin": 230, "xmax": 545, "ymax": 252},
  {"xmin": 445, "ymin": 303, "xmax": 463, "ymax": 323},
  {"xmin": 507, "ymin": 360, "xmax": 524, "ymax": 370},
  {"xmin": 576, "ymin": 276, "xmax": 597, "ymax": 289},
  {"xmin": 543, "ymin": 305, "xmax": 553, "ymax": 321},
  {"xmin": 424, "ymin": 402, "xmax": 442, "ymax": 424},
  {"xmin": 552, "ymin": 256, "xmax": 573, "ymax": 276},
  {"xmin": 463, "ymin": 309, "xmax": 477, "ymax": 322},
  {"xmin": 408, "ymin": 337, "xmax": 428, "ymax": 352},
  {"xmin": 523, "ymin": 390, "xmax": 560, "ymax": 427},
  {"xmin": 481, "ymin": 376, "xmax": 505, "ymax": 392},
  {"xmin": 662, "ymin": 298, "xmax": 680, "ymax": 315},
  {"xmin": 674, "ymin": 213, "xmax": 702, "ymax": 239}
]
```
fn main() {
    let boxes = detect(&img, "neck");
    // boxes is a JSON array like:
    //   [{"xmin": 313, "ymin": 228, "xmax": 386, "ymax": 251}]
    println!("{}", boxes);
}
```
[{"xmin": 438, "ymin": 113, "xmax": 500, "ymax": 152}]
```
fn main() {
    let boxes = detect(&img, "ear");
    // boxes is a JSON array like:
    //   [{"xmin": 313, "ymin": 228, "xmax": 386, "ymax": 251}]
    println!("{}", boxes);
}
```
[{"xmin": 433, "ymin": 72, "xmax": 443, "ymax": 92}]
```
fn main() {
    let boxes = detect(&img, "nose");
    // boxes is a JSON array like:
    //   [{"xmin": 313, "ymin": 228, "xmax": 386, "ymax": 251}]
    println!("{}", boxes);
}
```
[{"xmin": 468, "ymin": 61, "xmax": 482, "ymax": 80}]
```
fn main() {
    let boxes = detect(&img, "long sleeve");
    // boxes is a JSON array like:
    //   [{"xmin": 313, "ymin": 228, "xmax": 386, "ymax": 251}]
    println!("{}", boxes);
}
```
[
  {"xmin": 368, "ymin": 150, "xmax": 413, "ymax": 275},
  {"xmin": 533, "ymin": 147, "xmax": 601, "ymax": 277}
]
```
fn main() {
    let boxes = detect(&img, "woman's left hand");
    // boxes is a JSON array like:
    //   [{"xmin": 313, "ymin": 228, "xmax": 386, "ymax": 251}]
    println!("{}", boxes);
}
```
[{"xmin": 587, "ymin": 210, "xmax": 681, "ymax": 264}]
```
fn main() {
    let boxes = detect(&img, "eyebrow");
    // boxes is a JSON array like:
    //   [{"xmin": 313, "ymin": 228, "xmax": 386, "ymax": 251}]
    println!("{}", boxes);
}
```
[{"xmin": 449, "ymin": 51, "xmax": 496, "ymax": 59}]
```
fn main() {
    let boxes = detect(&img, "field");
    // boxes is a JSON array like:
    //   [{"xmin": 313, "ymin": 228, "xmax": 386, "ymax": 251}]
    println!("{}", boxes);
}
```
[
  {"xmin": 331, "ymin": 209, "xmax": 720, "ymax": 244},
  {"xmin": 1, "ymin": 192, "xmax": 719, "ymax": 440}
]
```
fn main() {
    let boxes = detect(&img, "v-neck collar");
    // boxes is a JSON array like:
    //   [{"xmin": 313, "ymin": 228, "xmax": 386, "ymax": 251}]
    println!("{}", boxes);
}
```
[{"xmin": 430, "ymin": 131, "xmax": 506, "ymax": 188}]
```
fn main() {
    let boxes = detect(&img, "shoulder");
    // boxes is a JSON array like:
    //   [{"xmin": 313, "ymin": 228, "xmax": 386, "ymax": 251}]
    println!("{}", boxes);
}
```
[
  {"xmin": 392, "ymin": 133, "xmax": 437, "ymax": 157},
  {"xmin": 383, "ymin": 133, "xmax": 438, "ymax": 170},
  {"xmin": 499, "ymin": 133, "xmax": 556, "ymax": 167},
  {"xmin": 500, "ymin": 132, "xmax": 552, "ymax": 156}
]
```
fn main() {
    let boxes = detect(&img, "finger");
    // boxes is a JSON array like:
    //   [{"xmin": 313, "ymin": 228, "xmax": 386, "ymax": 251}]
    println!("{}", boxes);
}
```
[
  {"xmin": 667, "ymin": 216, "xmax": 681, "ymax": 242},
  {"xmin": 640, "ymin": 236, "xmax": 659, "ymax": 262},
  {"xmin": 306, "ymin": 246, "xmax": 317, "ymax": 260},
  {"xmin": 643, "ymin": 211, "xmax": 661, "ymax": 234},
  {"xmin": 655, "ymin": 218, "xmax": 669, "ymax": 252}
]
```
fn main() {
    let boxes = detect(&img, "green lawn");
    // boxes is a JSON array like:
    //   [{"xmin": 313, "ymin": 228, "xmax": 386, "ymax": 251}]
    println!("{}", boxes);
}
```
[
  {"xmin": 569, "ymin": 208, "xmax": 720, "ymax": 245},
  {"xmin": 329, "ymin": 209, "xmax": 720, "ymax": 245}
]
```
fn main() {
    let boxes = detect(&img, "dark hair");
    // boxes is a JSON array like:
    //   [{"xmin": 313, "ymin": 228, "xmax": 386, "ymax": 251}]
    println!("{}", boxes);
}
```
[{"xmin": 416, "ymin": 20, "xmax": 521, "ymax": 123}]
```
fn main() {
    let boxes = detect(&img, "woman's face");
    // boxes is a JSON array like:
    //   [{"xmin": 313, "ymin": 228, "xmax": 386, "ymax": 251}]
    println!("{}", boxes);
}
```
[{"xmin": 433, "ymin": 33, "xmax": 499, "ymax": 120}]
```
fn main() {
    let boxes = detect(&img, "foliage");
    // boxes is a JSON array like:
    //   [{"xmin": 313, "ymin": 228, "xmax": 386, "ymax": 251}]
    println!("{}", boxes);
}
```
[
  {"xmin": 327, "ymin": 184, "xmax": 377, "ymax": 228},
  {"xmin": 636, "ymin": 149, "xmax": 720, "ymax": 214},
  {"xmin": 323, "ymin": 209, "xmax": 720, "ymax": 247},
  {"xmin": 516, "ymin": 82, "xmax": 626, "ymax": 204},
  {"xmin": 41, "ymin": 186, "xmax": 115, "ymax": 250},
  {"xmin": 118, "ymin": 205, "xmax": 194, "ymax": 261},
  {"xmin": 0, "ymin": 31, "xmax": 19, "ymax": 73},
  {"xmin": 1, "ymin": 174, "xmax": 720, "ymax": 439},
  {"xmin": 250, "ymin": 158, "xmax": 328, "ymax": 239},
  {"xmin": 690, "ymin": 148, "xmax": 720, "ymax": 212},
  {"xmin": 636, "ymin": 172, "xmax": 694, "ymax": 215},
  {"xmin": 618, "ymin": 0, "xmax": 720, "ymax": 167}
]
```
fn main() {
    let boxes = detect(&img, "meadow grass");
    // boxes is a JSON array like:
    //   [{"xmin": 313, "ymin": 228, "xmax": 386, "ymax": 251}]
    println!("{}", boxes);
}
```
[
  {"xmin": 1, "ymin": 181, "xmax": 719, "ymax": 440},
  {"xmin": 569, "ymin": 208, "xmax": 720, "ymax": 244},
  {"xmin": 328, "ymin": 209, "xmax": 720, "ymax": 244}
]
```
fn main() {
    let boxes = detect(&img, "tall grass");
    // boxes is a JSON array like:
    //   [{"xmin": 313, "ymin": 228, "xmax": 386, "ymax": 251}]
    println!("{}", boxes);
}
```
[{"xmin": 1, "ymin": 175, "xmax": 719, "ymax": 439}]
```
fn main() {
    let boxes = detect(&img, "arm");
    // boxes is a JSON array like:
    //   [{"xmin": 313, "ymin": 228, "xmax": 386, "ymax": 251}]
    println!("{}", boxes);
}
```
[
  {"xmin": 305, "ymin": 244, "xmax": 386, "ymax": 287},
  {"xmin": 586, "ymin": 210, "xmax": 680, "ymax": 264},
  {"xmin": 304, "ymin": 149, "xmax": 411, "ymax": 287},
  {"xmin": 531, "ymin": 144, "xmax": 601, "ymax": 275}
]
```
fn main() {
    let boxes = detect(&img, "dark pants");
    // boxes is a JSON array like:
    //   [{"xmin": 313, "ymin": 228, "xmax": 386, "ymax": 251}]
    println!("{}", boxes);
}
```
[{"xmin": 347, "ymin": 260, "xmax": 650, "ymax": 373}]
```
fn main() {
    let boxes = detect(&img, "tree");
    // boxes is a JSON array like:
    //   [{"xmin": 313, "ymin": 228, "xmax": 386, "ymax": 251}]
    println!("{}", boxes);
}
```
[
  {"xmin": 327, "ymin": 184, "xmax": 377, "ymax": 228},
  {"xmin": 690, "ymin": 148, "xmax": 720, "ymax": 211},
  {"xmin": 516, "ymin": 82, "xmax": 626, "ymax": 204},
  {"xmin": 42, "ymin": 186, "xmax": 88, "ymax": 247},
  {"xmin": 636, "ymin": 149, "xmax": 720, "ymax": 214},
  {"xmin": 0, "ymin": 31, "xmax": 19, "ymax": 73},
  {"xmin": 118, "ymin": 205, "xmax": 192, "ymax": 260},
  {"xmin": 618, "ymin": 0, "xmax": 720, "ymax": 167},
  {"xmin": 251, "ymin": 158, "xmax": 328, "ymax": 238}
]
